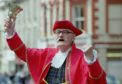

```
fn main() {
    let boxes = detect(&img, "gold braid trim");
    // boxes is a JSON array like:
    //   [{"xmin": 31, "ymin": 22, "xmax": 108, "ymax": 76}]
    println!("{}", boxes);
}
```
[
  {"xmin": 42, "ymin": 78, "xmax": 48, "ymax": 84},
  {"xmin": 89, "ymin": 70, "xmax": 103, "ymax": 80},
  {"xmin": 12, "ymin": 43, "xmax": 24, "ymax": 51}
]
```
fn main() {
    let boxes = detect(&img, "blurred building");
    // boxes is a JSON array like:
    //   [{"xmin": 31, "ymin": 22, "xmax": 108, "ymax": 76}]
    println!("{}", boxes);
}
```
[
  {"xmin": 0, "ymin": 0, "xmax": 122, "ymax": 82},
  {"xmin": 92, "ymin": 0, "xmax": 122, "ymax": 80}
]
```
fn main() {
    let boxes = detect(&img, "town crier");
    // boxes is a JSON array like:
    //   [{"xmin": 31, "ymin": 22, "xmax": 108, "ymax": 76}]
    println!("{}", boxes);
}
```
[{"xmin": 4, "ymin": 16, "xmax": 107, "ymax": 84}]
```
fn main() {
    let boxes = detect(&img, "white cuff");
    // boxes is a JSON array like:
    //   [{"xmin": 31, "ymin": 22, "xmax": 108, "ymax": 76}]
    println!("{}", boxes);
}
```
[
  {"xmin": 5, "ymin": 32, "xmax": 16, "ymax": 39},
  {"xmin": 84, "ymin": 49, "xmax": 98, "ymax": 65}
]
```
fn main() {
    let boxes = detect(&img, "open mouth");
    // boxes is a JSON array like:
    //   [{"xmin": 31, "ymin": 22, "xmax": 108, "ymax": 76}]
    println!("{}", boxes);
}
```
[{"xmin": 58, "ymin": 38, "xmax": 65, "ymax": 42}]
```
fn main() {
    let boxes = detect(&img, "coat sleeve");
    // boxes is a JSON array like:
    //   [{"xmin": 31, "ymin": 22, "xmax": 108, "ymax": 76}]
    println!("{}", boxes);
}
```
[
  {"xmin": 6, "ymin": 33, "xmax": 28, "ymax": 61},
  {"xmin": 6, "ymin": 32, "xmax": 47, "ymax": 61},
  {"xmin": 87, "ymin": 60, "xmax": 107, "ymax": 84},
  {"xmin": 6, "ymin": 33, "xmax": 48, "ymax": 82}
]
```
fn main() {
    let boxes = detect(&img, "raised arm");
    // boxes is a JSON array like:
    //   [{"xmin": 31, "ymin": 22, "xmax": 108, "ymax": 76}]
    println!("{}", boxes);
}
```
[{"xmin": 83, "ymin": 45, "xmax": 107, "ymax": 84}]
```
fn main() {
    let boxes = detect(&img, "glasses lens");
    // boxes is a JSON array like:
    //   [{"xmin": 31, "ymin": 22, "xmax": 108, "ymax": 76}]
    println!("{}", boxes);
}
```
[{"xmin": 55, "ymin": 30, "xmax": 74, "ymax": 35}]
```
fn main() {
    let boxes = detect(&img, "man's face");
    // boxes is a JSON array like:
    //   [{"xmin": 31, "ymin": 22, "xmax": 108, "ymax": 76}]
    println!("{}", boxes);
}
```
[{"xmin": 54, "ymin": 29, "xmax": 76, "ymax": 48}]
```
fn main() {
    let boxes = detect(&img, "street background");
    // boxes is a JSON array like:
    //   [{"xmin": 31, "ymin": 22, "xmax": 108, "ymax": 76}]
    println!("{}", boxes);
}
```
[{"xmin": 0, "ymin": 0, "xmax": 122, "ymax": 84}]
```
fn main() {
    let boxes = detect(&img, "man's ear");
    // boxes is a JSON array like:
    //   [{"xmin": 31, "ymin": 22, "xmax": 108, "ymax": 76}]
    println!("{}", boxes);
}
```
[
  {"xmin": 73, "ymin": 34, "xmax": 76, "ymax": 38},
  {"xmin": 72, "ymin": 34, "xmax": 76, "ymax": 41}
]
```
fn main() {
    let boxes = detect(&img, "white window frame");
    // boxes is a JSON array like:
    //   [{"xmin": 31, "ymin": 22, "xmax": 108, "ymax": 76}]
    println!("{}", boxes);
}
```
[{"xmin": 72, "ymin": 5, "xmax": 84, "ymax": 30}]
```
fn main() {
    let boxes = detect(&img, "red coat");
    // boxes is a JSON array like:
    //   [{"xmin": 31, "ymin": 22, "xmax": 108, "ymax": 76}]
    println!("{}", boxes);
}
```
[{"xmin": 7, "ymin": 33, "xmax": 107, "ymax": 84}]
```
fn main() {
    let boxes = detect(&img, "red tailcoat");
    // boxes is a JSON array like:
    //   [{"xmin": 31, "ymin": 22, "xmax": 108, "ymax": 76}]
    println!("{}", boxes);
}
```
[{"xmin": 7, "ymin": 33, "xmax": 107, "ymax": 84}]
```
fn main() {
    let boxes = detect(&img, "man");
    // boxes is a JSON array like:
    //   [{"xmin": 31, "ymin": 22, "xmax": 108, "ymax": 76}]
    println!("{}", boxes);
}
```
[{"xmin": 4, "ymin": 17, "xmax": 107, "ymax": 84}]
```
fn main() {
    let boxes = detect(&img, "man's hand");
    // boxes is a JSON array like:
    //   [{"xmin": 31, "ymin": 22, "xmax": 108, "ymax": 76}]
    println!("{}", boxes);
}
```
[
  {"xmin": 82, "ymin": 44, "xmax": 97, "ymax": 62},
  {"xmin": 4, "ymin": 5, "xmax": 23, "ymax": 37},
  {"xmin": 4, "ymin": 17, "xmax": 16, "ymax": 36},
  {"xmin": 85, "ymin": 46, "xmax": 95, "ymax": 61}
]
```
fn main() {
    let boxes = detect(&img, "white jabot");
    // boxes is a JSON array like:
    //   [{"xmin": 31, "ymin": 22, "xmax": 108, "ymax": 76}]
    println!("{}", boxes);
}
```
[{"xmin": 51, "ymin": 48, "xmax": 71, "ymax": 68}]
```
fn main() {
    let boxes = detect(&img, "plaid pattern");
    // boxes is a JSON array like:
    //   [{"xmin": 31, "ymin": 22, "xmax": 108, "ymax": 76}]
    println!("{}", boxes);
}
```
[{"xmin": 46, "ymin": 60, "xmax": 66, "ymax": 84}]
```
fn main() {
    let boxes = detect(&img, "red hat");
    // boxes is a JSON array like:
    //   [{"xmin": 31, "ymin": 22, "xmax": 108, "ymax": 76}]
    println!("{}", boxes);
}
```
[{"xmin": 53, "ymin": 20, "xmax": 82, "ymax": 36}]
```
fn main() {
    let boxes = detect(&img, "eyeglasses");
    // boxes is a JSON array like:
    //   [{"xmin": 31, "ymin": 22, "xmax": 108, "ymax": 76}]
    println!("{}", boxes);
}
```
[{"xmin": 54, "ymin": 30, "xmax": 74, "ymax": 35}]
